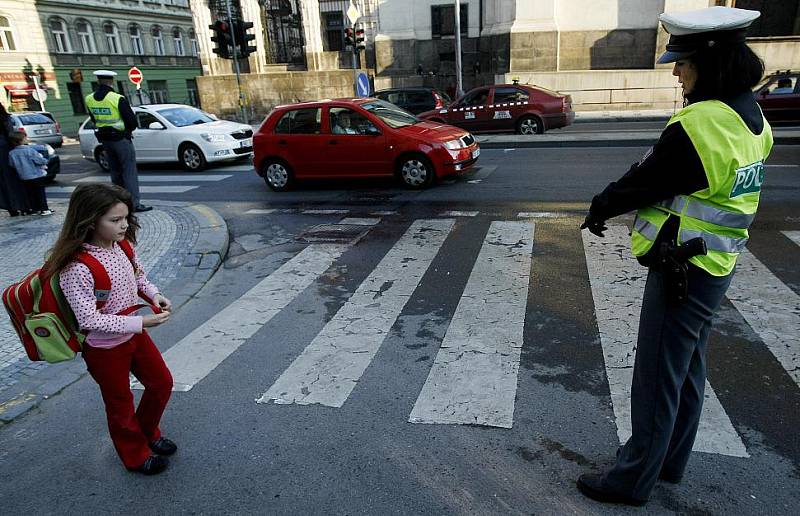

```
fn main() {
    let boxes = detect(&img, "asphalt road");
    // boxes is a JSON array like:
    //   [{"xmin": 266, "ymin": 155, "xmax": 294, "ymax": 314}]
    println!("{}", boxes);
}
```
[{"xmin": 2, "ymin": 131, "xmax": 799, "ymax": 515}]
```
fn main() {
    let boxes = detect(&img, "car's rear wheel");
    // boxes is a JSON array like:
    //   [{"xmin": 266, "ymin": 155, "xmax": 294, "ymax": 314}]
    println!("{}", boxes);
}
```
[
  {"xmin": 262, "ymin": 160, "xmax": 294, "ymax": 192},
  {"xmin": 95, "ymin": 146, "xmax": 111, "ymax": 172},
  {"xmin": 397, "ymin": 155, "xmax": 435, "ymax": 189},
  {"xmin": 517, "ymin": 115, "xmax": 544, "ymax": 135},
  {"xmin": 179, "ymin": 143, "xmax": 207, "ymax": 171}
]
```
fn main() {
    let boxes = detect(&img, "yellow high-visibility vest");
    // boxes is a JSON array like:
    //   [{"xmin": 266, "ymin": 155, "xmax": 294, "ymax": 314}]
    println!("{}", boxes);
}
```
[{"xmin": 84, "ymin": 91, "xmax": 125, "ymax": 132}]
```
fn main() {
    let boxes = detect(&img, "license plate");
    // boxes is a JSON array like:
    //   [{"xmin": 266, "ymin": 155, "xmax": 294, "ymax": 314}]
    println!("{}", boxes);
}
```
[
  {"xmin": 472, "ymin": 148, "xmax": 480, "ymax": 159},
  {"xmin": 35, "ymin": 129, "xmax": 52, "ymax": 135},
  {"xmin": 240, "ymin": 138, "xmax": 252, "ymax": 148}
]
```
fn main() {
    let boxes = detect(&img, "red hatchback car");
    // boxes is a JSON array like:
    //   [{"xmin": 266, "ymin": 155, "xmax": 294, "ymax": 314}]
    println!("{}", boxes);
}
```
[
  {"xmin": 253, "ymin": 98, "xmax": 480, "ymax": 191},
  {"xmin": 418, "ymin": 83, "xmax": 574, "ymax": 135}
]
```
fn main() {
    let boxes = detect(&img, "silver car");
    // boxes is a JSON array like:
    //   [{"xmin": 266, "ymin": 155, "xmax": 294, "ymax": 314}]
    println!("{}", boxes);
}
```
[{"xmin": 9, "ymin": 112, "xmax": 64, "ymax": 148}]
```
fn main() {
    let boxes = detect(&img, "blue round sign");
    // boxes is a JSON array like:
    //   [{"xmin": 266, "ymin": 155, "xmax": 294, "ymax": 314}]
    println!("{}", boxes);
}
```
[{"xmin": 356, "ymin": 72, "xmax": 370, "ymax": 97}]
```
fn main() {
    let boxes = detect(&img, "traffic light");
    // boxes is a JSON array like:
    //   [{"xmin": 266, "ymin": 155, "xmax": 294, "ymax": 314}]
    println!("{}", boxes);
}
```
[
  {"xmin": 235, "ymin": 20, "xmax": 257, "ymax": 58},
  {"xmin": 343, "ymin": 27, "xmax": 354, "ymax": 48},
  {"xmin": 209, "ymin": 19, "xmax": 233, "ymax": 59},
  {"xmin": 355, "ymin": 28, "xmax": 366, "ymax": 50}
]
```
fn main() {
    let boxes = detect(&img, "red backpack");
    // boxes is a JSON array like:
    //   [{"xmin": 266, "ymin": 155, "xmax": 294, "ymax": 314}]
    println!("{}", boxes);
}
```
[{"xmin": 2, "ymin": 240, "xmax": 158, "ymax": 363}]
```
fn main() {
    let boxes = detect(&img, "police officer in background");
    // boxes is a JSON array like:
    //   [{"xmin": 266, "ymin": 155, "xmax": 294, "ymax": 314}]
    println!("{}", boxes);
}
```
[
  {"xmin": 577, "ymin": 7, "xmax": 772, "ymax": 506},
  {"xmin": 85, "ymin": 70, "xmax": 151, "ymax": 213}
]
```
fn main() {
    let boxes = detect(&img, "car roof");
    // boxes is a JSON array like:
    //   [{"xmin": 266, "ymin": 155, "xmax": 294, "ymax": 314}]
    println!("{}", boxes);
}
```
[
  {"xmin": 375, "ymin": 87, "xmax": 435, "ymax": 93},
  {"xmin": 272, "ymin": 98, "xmax": 374, "ymax": 110},
  {"xmin": 136, "ymin": 103, "xmax": 194, "ymax": 110}
]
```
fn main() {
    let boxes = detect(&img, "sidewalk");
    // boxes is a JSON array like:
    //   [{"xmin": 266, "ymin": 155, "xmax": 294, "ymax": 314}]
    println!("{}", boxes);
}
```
[{"xmin": 0, "ymin": 200, "xmax": 229, "ymax": 423}]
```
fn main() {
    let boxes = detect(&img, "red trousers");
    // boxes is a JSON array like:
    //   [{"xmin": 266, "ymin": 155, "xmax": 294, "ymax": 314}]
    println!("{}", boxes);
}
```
[{"xmin": 82, "ymin": 331, "xmax": 173, "ymax": 469}]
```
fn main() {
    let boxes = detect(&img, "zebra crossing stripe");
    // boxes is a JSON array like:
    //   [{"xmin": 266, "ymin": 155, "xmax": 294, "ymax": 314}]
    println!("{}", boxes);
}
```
[
  {"xmin": 783, "ymin": 230, "xmax": 800, "ymax": 247},
  {"xmin": 133, "ymin": 244, "xmax": 347, "ymax": 392},
  {"xmin": 47, "ymin": 185, "xmax": 198, "ymax": 194},
  {"xmin": 582, "ymin": 226, "xmax": 748, "ymax": 457},
  {"xmin": 726, "ymin": 249, "xmax": 800, "ymax": 389},
  {"xmin": 409, "ymin": 221, "xmax": 534, "ymax": 428},
  {"xmin": 73, "ymin": 175, "xmax": 232, "ymax": 183},
  {"xmin": 257, "ymin": 218, "xmax": 456, "ymax": 407}
]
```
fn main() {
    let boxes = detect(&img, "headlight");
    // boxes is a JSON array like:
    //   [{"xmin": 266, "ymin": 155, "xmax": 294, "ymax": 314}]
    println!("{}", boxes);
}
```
[
  {"xmin": 44, "ymin": 144, "xmax": 56, "ymax": 157},
  {"xmin": 444, "ymin": 139, "xmax": 465, "ymax": 150},
  {"xmin": 200, "ymin": 133, "xmax": 229, "ymax": 142}
]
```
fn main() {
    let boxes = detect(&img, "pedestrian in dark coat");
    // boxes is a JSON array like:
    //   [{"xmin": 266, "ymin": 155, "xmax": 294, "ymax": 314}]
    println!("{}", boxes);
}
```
[{"xmin": 0, "ymin": 103, "xmax": 31, "ymax": 216}]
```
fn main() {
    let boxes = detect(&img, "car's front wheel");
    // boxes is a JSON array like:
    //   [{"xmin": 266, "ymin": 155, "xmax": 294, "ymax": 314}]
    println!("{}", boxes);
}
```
[
  {"xmin": 179, "ymin": 143, "xmax": 207, "ymax": 171},
  {"xmin": 397, "ymin": 155, "xmax": 435, "ymax": 189},
  {"xmin": 95, "ymin": 146, "xmax": 111, "ymax": 172},
  {"xmin": 262, "ymin": 160, "xmax": 294, "ymax": 192},
  {"xmin": 517, "ymin": 115, "xmax": 544, "ymax": 135}
]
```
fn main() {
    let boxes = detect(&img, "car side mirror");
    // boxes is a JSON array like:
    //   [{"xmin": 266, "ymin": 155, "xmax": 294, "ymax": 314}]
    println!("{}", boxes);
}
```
[
  {"xmin": 364, "ymin": 125, "xmax": 381, "ymax": 136},
  {"xmin": 148, "ymin": 121, "xmax": 165, "ymax": 130},
  {"xmin": 208, "ymin": 113, "xmax": 219, "ymax": 120}
]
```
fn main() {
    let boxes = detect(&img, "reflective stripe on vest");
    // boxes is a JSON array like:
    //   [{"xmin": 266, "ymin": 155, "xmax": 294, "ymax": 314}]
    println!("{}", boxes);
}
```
[
  {"xmin": 84, "ymin": 91, "xmax": 125, "ymax": 131},
  {"xmin": 630, "ymin": 100, "xmax": 772, "ymax": 276}
]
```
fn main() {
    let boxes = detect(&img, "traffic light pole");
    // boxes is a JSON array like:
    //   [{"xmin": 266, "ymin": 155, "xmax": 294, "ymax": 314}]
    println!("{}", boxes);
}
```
[
  {"xmin": 225, "ymin": 0, "xmax": 247, "ymax": 124},
  {"xmin": 352, "ymin": 24, "xmax": 358, "ymax": 97}
]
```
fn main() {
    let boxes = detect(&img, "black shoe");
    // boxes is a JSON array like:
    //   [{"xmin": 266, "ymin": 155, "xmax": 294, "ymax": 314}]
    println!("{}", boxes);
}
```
[
  {"xmin": 128, "ymin": 455, "xmax": 168, "ymax": 475},
  {"xmin": 658, "ymin": 471, "xmax": 682, "ymax": 484},
  {"xmin": 577, "ymin": 474, "xmax": 647, "ymax": 507},
  {"xmin": 134, "ymin": 205, "xmax": 153, "ymax": 213},
  {"xmin": 149, "ymin": 437, "xmax": 178, "ymax": 456}
]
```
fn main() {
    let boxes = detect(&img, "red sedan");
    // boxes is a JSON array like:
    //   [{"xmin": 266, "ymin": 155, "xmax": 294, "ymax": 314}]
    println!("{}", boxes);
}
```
[
  {"xmin": 418, "ymin": 83, "xmax": 574, "ymax": 135},
  {"xmin": 253, "ymin": 98, "xmax": 480, "ymax": 191}
]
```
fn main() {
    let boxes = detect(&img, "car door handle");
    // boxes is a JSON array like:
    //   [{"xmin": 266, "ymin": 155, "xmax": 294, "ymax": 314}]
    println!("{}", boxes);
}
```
[{"xmin": 328, "ymin": 140, "xmax": 338, "ymax": 145}]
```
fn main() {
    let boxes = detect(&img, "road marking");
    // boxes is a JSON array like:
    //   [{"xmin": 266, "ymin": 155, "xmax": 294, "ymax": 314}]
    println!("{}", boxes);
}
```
[
  {"xmin": 517, "ymin": 212, "xmax": 562, "ymax": 218},
  {"xmin": 440, "ymin": 211, "xmax": 479, "ymax": 217},
  {"xmin": 133, "ymin": 244, "xmax": 347, "ymax": 392},
  {"xmin": 582, "ymin": 225, "xmax": 748, "ymax": 457},
  {"xmin": 257, "ymin": 218, "xmax": 456, "ymax": 407},
  {"xmin": 370, "ymin": 210, "xmax": 397, "ymax": 216},
  {"xmin": 245, "ymin": 209, "xmax": 279, "ymax": 215},
  {"xmin": 47, "ymin": 185, "xmax": 197, "ymax": 194},
  {"xmin": 783, "ymin": 231, "xmax": 800, "ymax": 247},
  {"xmin": 72, "ymin": 174, "xmax": 232, "ymax": 183},
  {"xmin": 338, "ymin": 217, "xmax": 381, "ymax": 226},
  {"xmin": 409, "ymin": 221, "xmax": 534, "ymax": 428},
  {"xmin": 302, "ymin": 209, "xmax": 350, "ymax": 215},
  {"xmin": 726, "ymin": 248, "xmax": 800, "ymax": 389},
  {"xmin": 765, "ymin": 164, "xmax": 799, "ymax": 168}
]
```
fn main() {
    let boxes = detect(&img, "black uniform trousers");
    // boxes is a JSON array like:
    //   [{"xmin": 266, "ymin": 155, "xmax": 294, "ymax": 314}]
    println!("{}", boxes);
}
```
[{"xmin": 603, "ymin": 263, "xmax": 733, "ymax": 501}]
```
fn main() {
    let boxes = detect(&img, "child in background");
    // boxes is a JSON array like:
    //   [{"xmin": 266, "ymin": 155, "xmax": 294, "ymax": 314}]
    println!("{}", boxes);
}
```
[
  {"xmin": 42, "ymin": 183, "xmax": 175, "ymax": 475},
  {"xmin": 8, "ymin": 132, "xmax": 52, "ymax": 215}
]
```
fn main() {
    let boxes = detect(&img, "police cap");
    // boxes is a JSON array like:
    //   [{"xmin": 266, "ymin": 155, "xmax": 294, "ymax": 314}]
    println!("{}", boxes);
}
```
[
  {"xmin": 92, "ymin": 70, "xmax": 118, "ymax": 79},
  {"xmin": 657, "ymin": 6, "xmax": 760, "ymax": 64}
]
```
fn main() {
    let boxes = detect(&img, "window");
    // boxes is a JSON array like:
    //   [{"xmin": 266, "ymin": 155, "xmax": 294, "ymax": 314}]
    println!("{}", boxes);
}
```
[
  {"xmin": 329, "ymin": 108, "xmax": 378, "ymax": 135},
  {"xmin": 76, "ymin": 20, "xmax": 96, "ymax": 54},
  {"xmin": 492, "ymin": 87, "xmax": 529, "ymax": 104},
  {"xmin": 323, "ymin": 12, "xmax": 344, "ymax": 51},
  {"xmin": 189, "ymin": 29, "xmax": 198, "ymax": 56},
  {"xmin": 67, "ymin": 82, "xmax": 86, "ymax": 114},
  {"xmin": 431, "ymin": 4, "xmax": 468, "ymax": 38},
  {"xmin": 136, "ymin": 112, "xmax": 161, "ymax": 129},
  {"xmin": 130, "ymin": 24, "xmax": 144, "ymax": 55},
  {"xmin": 0, "ymin": 15, "xmax": 17, "ymax": 51},
  {"xmin": 172, "ymin": 27, "xmax": 185, "ymax": 56},
  {"xmin": 147, "ymin": 80, "xmax": 168, "ymax": 103},
  {"xmin": 186, "ymin": 78, "xmax": 199, "ymax": 106},
  {"xmin": 104, "ymin": 22, "xmax": 121, "ymax": 54},
  {"xmin": 274, "ymin": 108, "xmax": 322, "ymax": 134},
  {"xmin": 50, "ymin": 18, "xmax": 71, "ymax": 53},
  {"xmin": 764, "ymin": 75, "xmax": 799, "ymax": 96},
  {"xmin": 152, "ymin": 26, "xmax": 164, "ymax": 55},
  {"xmin": 156, "ymin": 106, "xmax": 213, "ymax": 127},
  {"xmin": 459, "ymin": 88, "xmax": 489, "ymax": 107}
]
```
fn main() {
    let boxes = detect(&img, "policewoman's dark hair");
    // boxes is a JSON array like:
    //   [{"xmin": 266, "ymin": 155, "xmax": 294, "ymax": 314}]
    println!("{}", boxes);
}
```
[
  {"xmin": 684, "ymin": 34, "xmax": 764, "ymax": 104},
  {"xmin": 42, "ymin": 183, "xmax": 140, "ymax": 279}
]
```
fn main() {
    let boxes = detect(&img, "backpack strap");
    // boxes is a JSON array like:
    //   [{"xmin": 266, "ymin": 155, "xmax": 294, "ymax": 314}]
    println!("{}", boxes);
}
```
[
  {"xmin": 117, "ymin": 239, "xmax": 154, "ymax": 304},
  {"xmin": 73, "ymin": 253, "xmax": 112, "ymax": 310}
]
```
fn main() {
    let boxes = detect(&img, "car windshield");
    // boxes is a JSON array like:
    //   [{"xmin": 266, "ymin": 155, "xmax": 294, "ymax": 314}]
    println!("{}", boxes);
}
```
[
  {"xmin": 361, "ymin": 100, "xmax": 418, "ymax": 128},
  {"xmin": 753, "ymin": 76, "xmax": 773, "ymax": 92},
  {"xmin": 17, "ymin": 114, "xmax": 53, "ymax": 125},
  {"xmin": 156, "ymin": 107, "xmax": 215, "ymax": 127}
]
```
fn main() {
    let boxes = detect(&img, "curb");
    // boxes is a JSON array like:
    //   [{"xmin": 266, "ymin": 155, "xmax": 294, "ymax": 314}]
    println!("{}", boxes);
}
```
[{"xmin": 0, "ymin": 203, "xmax": 230, "ymax": 425}]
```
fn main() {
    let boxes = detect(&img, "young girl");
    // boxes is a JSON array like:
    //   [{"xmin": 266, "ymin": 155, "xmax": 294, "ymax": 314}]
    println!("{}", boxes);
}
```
[{"xmin": 43, "ymin": 183, "xmax": 175, "ymax": 475}]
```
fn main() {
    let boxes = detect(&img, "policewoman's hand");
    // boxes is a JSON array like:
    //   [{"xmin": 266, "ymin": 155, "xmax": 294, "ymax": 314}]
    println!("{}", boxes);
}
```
[
  {"xmin": 580, "ymin": 216, "xmax": 607, "ymax": 237},
  {"xmin": 143, "ymin": 312, "xmax": 171, "ymax": 328},
  {"xmin": 153, "ymin": 293, "xmax": 172, "ymax": 312}
]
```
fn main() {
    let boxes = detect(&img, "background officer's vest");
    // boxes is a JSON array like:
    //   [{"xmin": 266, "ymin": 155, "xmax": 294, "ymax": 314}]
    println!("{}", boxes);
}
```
[
  {"xmin": 631, "ymin": 100, "xmax": 773, "ymax": 276},
  {"xmin": 84, "ymin": 91, "xmax": 125, "ymax": 132}
]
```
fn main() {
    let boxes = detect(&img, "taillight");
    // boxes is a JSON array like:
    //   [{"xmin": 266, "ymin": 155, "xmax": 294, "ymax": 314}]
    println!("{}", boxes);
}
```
[
  {"xmin": 434, "ymin": 92, "xmax": 444, "ymax": 109},
  {"xmin": 55, "ymin": 122, "xmax": 61, "ymax": 132}
]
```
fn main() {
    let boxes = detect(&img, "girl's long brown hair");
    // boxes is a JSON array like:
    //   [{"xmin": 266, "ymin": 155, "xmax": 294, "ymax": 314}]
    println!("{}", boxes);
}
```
[{"xmin": 42, "ymin": 183, "xmax": 140, "ymax": 279}]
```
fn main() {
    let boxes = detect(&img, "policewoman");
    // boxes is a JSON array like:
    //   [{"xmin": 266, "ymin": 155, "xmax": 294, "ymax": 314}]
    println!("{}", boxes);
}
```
[
  {"xmin": 577, "ymin": 7, "xmax": 772, "ymax": 506},
  {"xmin": 85, "ymin": 71, "xmax": 151, "ymax": 213}
]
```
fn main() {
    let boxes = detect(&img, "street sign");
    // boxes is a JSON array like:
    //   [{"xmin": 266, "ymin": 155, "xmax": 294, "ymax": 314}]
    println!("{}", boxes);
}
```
[
  {"xmin": 128, "ymin": 67, "xmax": 143, "ymax": 86},
  {"xmin": 31, "ymin": 88, "xmax": 47, "ymax": 102},
  {"xmin": 347, "ymin": 1, "xmax": 360, "ymax": 25},
  {"xmin": 356, "ymin": 72, "xmax": 370, "ymax": 97}
]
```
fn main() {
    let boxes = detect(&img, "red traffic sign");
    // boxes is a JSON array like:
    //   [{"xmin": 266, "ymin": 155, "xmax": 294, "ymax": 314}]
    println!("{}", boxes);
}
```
[{"xmin": 128, "ymin": 67, "xmax": 143, "ymax": 85}]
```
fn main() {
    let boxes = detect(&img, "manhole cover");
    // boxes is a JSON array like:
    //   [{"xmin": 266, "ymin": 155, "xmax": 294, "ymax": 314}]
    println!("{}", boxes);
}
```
[{"xmin": 298, "ymin": 224, "xmax": 370, "ymax": 244}]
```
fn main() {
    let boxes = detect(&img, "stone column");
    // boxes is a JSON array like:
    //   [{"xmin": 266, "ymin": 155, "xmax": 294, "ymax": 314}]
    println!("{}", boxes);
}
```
[
  {"xmin": 508, "ymin": 0, "xmax": 558, "ymax": 72},
  {"xmin": 374, "ymin": 0, "xmax": 418, "ymax": 74}
]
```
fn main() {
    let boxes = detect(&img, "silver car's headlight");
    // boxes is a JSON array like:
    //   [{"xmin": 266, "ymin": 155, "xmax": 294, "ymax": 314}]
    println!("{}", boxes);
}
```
[
  {"xmin": 444, "ymin": 139, "xmax": 465, "ymax": 150},
  {"xmin": 200, "ymin": 133, "xmax": 229, "ymax": 142}
]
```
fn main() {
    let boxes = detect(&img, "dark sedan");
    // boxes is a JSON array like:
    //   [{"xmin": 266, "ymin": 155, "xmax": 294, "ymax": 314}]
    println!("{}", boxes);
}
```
[
  {"xmin": 374, "ymin": 87, "xmax": 452, "ymax": 115},
  {"xmin": 754, "ymin": 70, "xmax": 799, "ymax": 124}
]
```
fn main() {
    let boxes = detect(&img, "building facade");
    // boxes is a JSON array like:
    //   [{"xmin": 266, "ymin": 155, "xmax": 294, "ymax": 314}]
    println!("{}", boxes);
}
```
[{"xmin": 1, "ymin": 0, "xmax": 202, "ymax": 135}]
